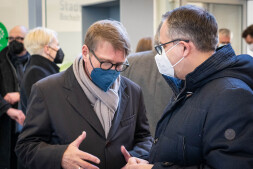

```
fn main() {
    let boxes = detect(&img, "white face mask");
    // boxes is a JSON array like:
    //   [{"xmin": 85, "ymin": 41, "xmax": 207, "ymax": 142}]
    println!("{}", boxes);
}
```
[
  {"xmin": 249, "ymin": 43, "xmax": 253, "ymax": 52},
  {"xmin": 155, "ymin": 43, "xmax": 184, "ymax": 77},
  {"xmin": 218, "ymin": 43, "xmax": 227, "ymax": 48}
]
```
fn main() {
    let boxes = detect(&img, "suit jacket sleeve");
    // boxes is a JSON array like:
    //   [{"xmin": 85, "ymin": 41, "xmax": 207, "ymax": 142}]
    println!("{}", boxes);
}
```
[
  {"xmin": 151, "ymin": 87, "xmax": 253, "ymax": 169},
  {"xmin": 129, "ymin": 89, "xmax": 153, "ymax": 160},
  {"xmin": 15, "ymin": 83, "xmax": 68, "ymax": 169}
]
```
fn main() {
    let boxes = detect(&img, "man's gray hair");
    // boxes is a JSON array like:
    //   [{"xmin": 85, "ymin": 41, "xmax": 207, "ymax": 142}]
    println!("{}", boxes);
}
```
[
  {"xmin": 219, "ymin": 28, "xmax": 232, "ymax": 38},
  {"xmin": 163, "ymin": 5, "xmax": 218, "ymax": 52}
]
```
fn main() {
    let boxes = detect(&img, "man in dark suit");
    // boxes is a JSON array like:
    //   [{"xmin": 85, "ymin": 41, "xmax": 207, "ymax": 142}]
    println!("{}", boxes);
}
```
[
  {"xmin": 121, "ymin": 21, "xmax": 173, "ymax": 136},
  {"xmin": 15, "ymin": 20, "xmax": 152, "ymax": 169},
  {"xmin": 121, "ymin": 50, "xmax": 173, "ymax": 136},
  {"xmin": 0, "ymin": 25, "xmax": 28, "ymax": 169}
]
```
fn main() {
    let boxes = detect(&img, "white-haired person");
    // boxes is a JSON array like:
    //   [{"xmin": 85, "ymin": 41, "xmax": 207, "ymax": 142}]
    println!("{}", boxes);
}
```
[{"xmin": 20, "ymin": 27, "xmax": 65, "ymax": 113}]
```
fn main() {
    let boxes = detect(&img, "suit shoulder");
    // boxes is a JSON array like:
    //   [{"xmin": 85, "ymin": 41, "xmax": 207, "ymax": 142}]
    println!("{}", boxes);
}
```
[
  {"xmin": 121, "ymin": 76, "xmax": 141, "ymax": 91},
  {"xmin": 35, "ymin": 70, "xmax": 65, "ymax": 88},
  {"xmin": 128, "ymin": 50, "xmax": 155, "ymax": 63}
]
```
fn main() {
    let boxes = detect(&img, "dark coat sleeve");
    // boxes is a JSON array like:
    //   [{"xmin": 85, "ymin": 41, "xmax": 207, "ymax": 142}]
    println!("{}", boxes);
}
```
[
  {"xmin": 21, "ymin": 66, "xmax": 53, "ymax": 114},
  {"xmin": 22, "ymin": 67, "xmax": 50, "ymax": 102},
  {"xmin": 15, "ymin": 84, "xmax": 68, "ymax": 169},
  {"xmin": 0, "ymin": 94, "xmax": 11, "ymax": 117},
  {"xmin": 129, "ymin": 89, "xmax": 153, "ymax": 160},
  {"xmin": 151, "ymin": 86, "xmax": 253, "ymax": 169}
]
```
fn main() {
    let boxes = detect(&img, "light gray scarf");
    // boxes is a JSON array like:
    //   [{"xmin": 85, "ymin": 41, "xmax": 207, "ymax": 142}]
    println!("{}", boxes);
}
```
[{"xmin": 73, "ymin": 56, "xmax": 120, "ymax": 138}]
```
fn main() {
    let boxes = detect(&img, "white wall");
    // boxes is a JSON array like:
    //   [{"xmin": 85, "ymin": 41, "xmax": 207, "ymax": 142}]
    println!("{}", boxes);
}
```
[
  {"xmin": 210, "ymin": 3, "xmax": 242, "ymax": 55},
  {"xmin": 44, "ymin": 0, "xmax": 115, "ymax": 64},
  {"xmin": 45, "ymin": 0, "xmax": 82, "ymax": 64},
  {"xmin": 120, "ymin": 0, "xmax": 154, "ymax": 53},
  {"xmin": 0, "ymin": 0, "xmax": 29, "ymax": 32},
  {"xmin": 247, "ymin": 0, "xmax": 253, "ymax": 56},
  {"xmin": 154, "ymin": 0, "xmax": 179, "ymax": 35}
]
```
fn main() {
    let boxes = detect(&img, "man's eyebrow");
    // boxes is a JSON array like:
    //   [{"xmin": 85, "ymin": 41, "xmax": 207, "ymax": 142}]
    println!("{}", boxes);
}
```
[{"xmin": 100, "ymin": 58, "xmax": 125, "ymax": 64}]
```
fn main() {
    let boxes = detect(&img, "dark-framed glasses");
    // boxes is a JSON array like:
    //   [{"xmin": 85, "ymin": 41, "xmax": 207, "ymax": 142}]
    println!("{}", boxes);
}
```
[
  {"xmin": 90, "ymin": 49, "xmax": 129, "ymax": 72},
  {"xmin": 6, "ymin": 36, "xmax": 24, "ymax": 41},
  {"xmin": 155, "ymin": 39, "xmax": 189, "ymax": 55}
]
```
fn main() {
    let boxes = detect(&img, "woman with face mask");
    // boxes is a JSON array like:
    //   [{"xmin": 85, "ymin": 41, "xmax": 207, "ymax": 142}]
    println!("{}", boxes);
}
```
[{"xmin": 20, "ymin": 27, "xmax": 65, "ymax": 113}]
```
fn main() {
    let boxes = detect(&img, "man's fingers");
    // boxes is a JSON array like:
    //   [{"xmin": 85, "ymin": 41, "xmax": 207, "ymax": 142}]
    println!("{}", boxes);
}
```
[
  {"xmin": 121, "ymin": 145, "xmax": 131, "ymax": 162},
  {"xmin": 71, "ymin": 131, "xmax": 86, "ymax": 148},
  {"xmin": 127, "ymin": 157, "xmax": 149, "ymax": 165},
  {"xmin": 4, "ymin": 92, "xmax": 20, "ymax": 104},
  {"xmin": 136, "ymin": 158, "xmax": 149, "ymax": 164},
  {"xmin": 17, "ymin": 111, "xmax": 25, "ymax": 126},
  {"xmin": 128, "ymin": 157, "xmax": 138, "ymax": 165},
  {"xmin": 79, "ymin": 151, "xmax": 100, "ymax": 164},
  {"xmin": 77, "ymin": 158, "xmax": 99, "ymax": 169}
]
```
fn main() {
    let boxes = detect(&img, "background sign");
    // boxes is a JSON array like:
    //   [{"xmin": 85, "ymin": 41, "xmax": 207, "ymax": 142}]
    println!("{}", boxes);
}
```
[{"xmin": 0, "ymin": 22, "xmax": 8, "ymax": 52}]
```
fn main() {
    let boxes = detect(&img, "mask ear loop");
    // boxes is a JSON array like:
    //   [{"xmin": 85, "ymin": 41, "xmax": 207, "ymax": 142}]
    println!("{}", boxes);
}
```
[
  {"xmin": 163, "ymin": 42, "xmax": 184, "ymax": 68},
  {"xmin": 89, "ymin": 52, "xmax": 100, "ymax": 74},
  {"xmin": 164, "ymin": 42, "xmax": 180, "ymax": 54},
  {"xmin": 171, "ymin": 56, "xmax": 184, "ymax": 67},
  {"xmin": 46, "ymin": 45, "xmax": 55, "ymax": 61}
]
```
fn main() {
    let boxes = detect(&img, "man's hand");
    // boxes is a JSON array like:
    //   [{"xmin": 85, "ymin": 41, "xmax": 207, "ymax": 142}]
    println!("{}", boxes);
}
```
[
  {"xmin": 121, "ymin": 145, "xmax": 132, "ymax": 163},
  {"xmin": 121, "ymin": 146, "xmax": 150, "ymax": 169},
  {"xmin": 61, "ymin": 131, "xmax": 100, "ymax": 169},
  {"xmin": 6, "ymin": 108, "xmax": 25, "ymax": 126},
  {"xmin": 4, "ymin": 92, "xmax": 20, "ymax": 104},
  {"xmin": 122, "ymin": 157, "xmax": 152, "ymax": 169}
]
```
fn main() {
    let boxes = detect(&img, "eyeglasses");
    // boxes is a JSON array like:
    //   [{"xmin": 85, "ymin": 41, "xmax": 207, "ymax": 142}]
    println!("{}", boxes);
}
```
[
  {"xmin": 90, "ymin": 49, "xmax": 129, "ymax": 72},
  {"xmin": 155, "ymin": 39, "xmax": 189, "ymax": 55},
  {"xmin": 6, "ymin": 36, "xmax": 24, "ymax": 41}
]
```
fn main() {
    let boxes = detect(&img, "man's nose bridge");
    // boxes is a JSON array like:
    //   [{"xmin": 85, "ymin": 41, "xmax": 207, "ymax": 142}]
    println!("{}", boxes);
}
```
[{"xmin": 111, "ymin": 64, "xmax": 117, "ymax": 70}]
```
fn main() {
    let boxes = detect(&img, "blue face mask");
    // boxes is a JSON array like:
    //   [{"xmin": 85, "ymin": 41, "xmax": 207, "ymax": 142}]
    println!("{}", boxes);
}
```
[{"xmin": 91, "ymin": 68, "xmax": 120, "ymax": 92}]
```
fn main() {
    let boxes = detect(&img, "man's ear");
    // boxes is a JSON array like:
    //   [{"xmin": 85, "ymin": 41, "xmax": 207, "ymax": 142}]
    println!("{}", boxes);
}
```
[
  {"xmin": 82, "ymin": 45, "xmax": 89, "ymax": 62},
  {"xmin": 182, "ymin": 41, "xmax": 191, "ymax": 58}
]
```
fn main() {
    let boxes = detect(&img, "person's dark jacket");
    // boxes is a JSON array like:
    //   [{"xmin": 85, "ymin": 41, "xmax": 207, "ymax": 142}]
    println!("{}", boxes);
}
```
[
  {"xmin": 15, "ymin": 66, "xmax": 152, "ymax": 169},
  {"xmin": 149, "ymin": 44, "xmax": 253, "ymax": 169},
  {"xmin": 20, "ymin": 54, "xmax": 59, "ymax": 113},
  {"xmin": 0, "ymin": 46, "xmax": 29, "ymax": 169}
]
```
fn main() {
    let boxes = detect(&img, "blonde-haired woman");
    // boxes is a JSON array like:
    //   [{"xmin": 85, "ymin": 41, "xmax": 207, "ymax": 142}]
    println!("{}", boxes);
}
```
[{"xmin": 20, "ymin": 27, "xmax": 64, "ymax": 113}]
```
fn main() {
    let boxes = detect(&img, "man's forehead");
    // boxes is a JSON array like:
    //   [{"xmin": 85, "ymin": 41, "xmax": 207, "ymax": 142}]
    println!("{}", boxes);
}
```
[
  {"xmin": 159, "ymin": 22, "xmax": 169, "ymax": 44},
  {"xmin": 219, "ymin": 35, "xmax": 230, "ymax": 40},
  {"xmin": 9, "ymin": 26, "xmax": 27, "ymax": 36}
]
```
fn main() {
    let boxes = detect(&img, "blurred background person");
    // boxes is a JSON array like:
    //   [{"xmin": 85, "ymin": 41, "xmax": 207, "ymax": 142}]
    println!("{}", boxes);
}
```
[
  {"xmin": 20, "ymin": 27, "xmax": 64, "ymax": 114},
  {"xmin": 121, "ymin": 21, "xmax": 173, "ymax": 136},
  {"xmin": 0, "ymin": 25, "xmax": 28, "ymax": 169},
  {"xmin": 218, "ymin": 28, "xmax": 232, "ymax": 47},
  {"xmin": 135, "ymin": 37, "xmax": 153, "ymax": 53},
  {"xmin": 242, "ymin": 24, "xmax": 253, "ymax": 52}
]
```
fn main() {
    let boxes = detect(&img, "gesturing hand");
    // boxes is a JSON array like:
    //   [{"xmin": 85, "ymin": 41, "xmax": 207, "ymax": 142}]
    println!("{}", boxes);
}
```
[
  {"xmin": 61, "ymin": 131, "xmax": 100, "ymax": 169},
  {"xmin": 121, "ymin": 145, "xmax": 131, "ymax": 163},
  {"xmin": 122, "ymin": 157, "xmax": 151, "ymax": 169}
]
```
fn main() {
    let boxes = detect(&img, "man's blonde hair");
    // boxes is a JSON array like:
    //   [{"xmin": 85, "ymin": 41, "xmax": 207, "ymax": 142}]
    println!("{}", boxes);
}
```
[
  {"xmin": 84, "ymin": 20, "xmax": 131, "ymax": 56},
  {"xmin": 24, "ymin": 27, "xmax": 57, "ymax": 55}
]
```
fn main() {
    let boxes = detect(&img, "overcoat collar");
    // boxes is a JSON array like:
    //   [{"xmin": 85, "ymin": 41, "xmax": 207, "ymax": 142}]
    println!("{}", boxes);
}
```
[{"xmin": 62, "ymin": 66, "xmax": 129, "ymax": 140}]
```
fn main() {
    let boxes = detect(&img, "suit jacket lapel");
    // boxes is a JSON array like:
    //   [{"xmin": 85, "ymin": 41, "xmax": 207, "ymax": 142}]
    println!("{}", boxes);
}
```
[
  {"xmin": 107, "ymin": 79, "xmax": 128, "ymax": 141},
  {"xmin": 63, "ymin": 67, "xmax": 105, "ymax": 138}
]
